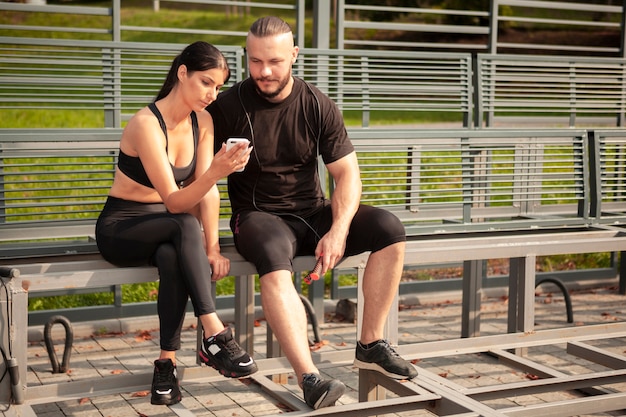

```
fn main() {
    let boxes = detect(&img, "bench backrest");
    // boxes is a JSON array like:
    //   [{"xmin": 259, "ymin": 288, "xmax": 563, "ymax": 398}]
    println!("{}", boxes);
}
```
[
  {"xmin": 0, "ymin": 127, "xmax": 594, "ymax": 257},
  {"xmin": 0, "ymin": 37, "xmax": 474, "ymax": 129},
  {"xmin": 588, "ymin": 129, "xmax": 626, "ymax": 224},
  {"xmin": 475, "ymin": 54, "xmax": 626, "ymax": 128},
  {"xmin": 0, "ymin": 128, "xmax": 233, "ymax": 257},
  {"xmin": 296, "ymin": 48, "xmax": 473, "ymax": 127},
  {"xmin": 0, "ymin": 37, "xmax": 245, "ymax": 128},
  {"xmin": 0, "ymin": 129, "xmax": 119, "ymax": 249},
  {"xmin": 348, "ymin": 128, "xmax": 591, "ymax": 236}
]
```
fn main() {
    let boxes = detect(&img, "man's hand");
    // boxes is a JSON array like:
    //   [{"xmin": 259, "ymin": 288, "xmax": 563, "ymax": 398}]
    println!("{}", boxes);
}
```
[{"xmin": 316, "ymin": 229, "xmax": 347, "ymax": 275}]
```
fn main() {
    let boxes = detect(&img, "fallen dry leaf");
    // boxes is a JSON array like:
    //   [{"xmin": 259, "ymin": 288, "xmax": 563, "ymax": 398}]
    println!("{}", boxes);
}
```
[
  {"xmin": 135, "ymin": 330, "xmax": 153, "ymax": 341},
  {"xmin": 132, "ymin": 391, "xmax": 149, "ymax": 398},
  {"xmin": 276, "ymin": 402, "xmax": 291, "ymax": 412}
]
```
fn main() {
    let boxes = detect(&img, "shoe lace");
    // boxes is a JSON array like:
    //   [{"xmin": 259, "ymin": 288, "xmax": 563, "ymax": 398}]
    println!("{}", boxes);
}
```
[
  {"xmin": 380, "ymin": 340, "xmax": 401, "ymax": 358},
  {"xmin": 302, "ymin": 373, "xmax": 320, "ymax": 390},
  {"xmin": 223, "ymin": 338, "xmax": 243, "ymax": 358},
  {"xmin": 155, "ymin": 367, "xmax": 173, "ymax": 385}
]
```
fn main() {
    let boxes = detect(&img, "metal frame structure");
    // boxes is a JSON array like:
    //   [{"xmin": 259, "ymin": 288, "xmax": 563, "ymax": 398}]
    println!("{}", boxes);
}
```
[
  {"xmin": 2, "ymin": 264, "xmax": 625, "ymax": 416},
  {"xmin": 0, "ymin": 0, "xmax": 306, "ymax": 46},
  {"xmin": 2, "ymin": 0, "xmax": 624, "ymax": 56},
  {"xmin": 336, "ymin": 0, "xmax": 626, "ymax": 57}
]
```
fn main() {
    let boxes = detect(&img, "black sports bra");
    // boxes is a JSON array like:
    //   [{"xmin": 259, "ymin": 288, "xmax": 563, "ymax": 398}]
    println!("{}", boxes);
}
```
[{"xmin": 117, "ymin": 103, "xmax": 199, "ymax": 188}]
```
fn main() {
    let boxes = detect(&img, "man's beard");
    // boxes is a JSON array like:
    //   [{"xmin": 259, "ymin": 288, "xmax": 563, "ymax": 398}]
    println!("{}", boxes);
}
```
[{"xmin": 253, "ymin": 75, "xmax": 290, "ymax": 100}]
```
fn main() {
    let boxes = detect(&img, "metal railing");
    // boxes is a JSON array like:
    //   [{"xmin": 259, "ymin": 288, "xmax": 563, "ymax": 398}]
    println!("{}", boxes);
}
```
[
  {"xmin": 336, "ymin": 0, "xmax": 625, "ymax": 57},
  {"xmin": 1, "ymin": 0, "xmax": 624, "ymax": 56},
  {"xmin": 0, "ymin": 0, "xmax": 306, "ymax": 46}
]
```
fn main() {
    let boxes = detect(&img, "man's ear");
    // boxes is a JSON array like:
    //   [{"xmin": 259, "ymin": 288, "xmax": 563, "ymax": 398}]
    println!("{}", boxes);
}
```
[{"xmin": 292, "ymin": 46, "xmax": 299, "ymax": 64}]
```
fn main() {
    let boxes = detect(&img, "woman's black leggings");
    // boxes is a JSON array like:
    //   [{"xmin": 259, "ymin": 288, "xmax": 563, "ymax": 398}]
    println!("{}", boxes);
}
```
[{"xmin": 96, "ymin": 196, "xmax": 215, "ymax": 351}]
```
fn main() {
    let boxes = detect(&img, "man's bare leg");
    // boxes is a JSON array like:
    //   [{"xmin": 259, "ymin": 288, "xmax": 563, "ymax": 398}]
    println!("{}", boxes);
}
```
[
  {"xmin": 260, "ymin": 270, "xmax": 318, "ymax": 384},
  {"xmin": 354, "ymin": 241, "xmax": 418, "ymax": 379},
  {"xmin": 260, "ymin": 269, "xmax": 346, "ymax": 409},
  {"xmin": 359, "ymin": 241, "xmax": 405, "ymax": 344}
]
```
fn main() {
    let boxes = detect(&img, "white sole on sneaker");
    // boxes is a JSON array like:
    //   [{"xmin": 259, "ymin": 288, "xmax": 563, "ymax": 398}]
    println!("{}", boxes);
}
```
[{"xmin": 353, "ymin": 358, "xmax": 416, "ymax": 380}]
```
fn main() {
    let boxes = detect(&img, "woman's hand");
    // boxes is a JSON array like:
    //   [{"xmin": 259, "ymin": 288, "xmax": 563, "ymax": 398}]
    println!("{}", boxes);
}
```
[
  {"xmin": 211, "ymin": 142, "xmax": 252, "ymax": 177},
  {"xmin": 208, "ymin": 251, "xmax": 230, "ymax": 281}
]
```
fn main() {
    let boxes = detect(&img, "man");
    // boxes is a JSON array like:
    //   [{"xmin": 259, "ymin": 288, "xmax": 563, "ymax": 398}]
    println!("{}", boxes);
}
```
[{"xmin": 207, "ymin": 16, "xmax": 417, "ymax": 410}]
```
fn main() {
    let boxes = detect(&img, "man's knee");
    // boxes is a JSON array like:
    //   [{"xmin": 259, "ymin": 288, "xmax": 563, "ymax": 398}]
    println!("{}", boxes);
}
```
[{"xmin": 366, "ymin": 209, "xmax": 406, "ymax": 252}]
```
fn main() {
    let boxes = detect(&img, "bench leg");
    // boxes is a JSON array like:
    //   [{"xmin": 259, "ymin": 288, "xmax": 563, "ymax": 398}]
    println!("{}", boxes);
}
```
[
  {"xmin": 509, "ymin": 256, "xmax": 536, "ymax": 355},
  {"xmin": 0, "ymin": 277, "xmax": 27, "ymax": 405},
  {"xmin": 461, "ymin": 260, "xmax": 484, "ymax": 338},
  {"xmin": 618, "ymin": 252, "xmax": 626, "ymax": 295},
  {"xmin": 235, "ymin": 274, "xmax": 256, "ymax": 357}
]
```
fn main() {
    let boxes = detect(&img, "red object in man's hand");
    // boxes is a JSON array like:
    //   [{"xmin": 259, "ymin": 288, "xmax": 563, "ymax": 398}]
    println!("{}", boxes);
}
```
[{"xmin": 304, "ymin": 256, "xmax": 323, "ymax": 284}]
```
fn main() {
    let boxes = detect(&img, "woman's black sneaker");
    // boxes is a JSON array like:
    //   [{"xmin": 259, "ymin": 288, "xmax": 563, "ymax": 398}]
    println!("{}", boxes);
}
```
[
  {"xmin": 150, "ymin": 358, "xmax": 182, "ymax": 405},
  {"xmin": 198, "ymin": 327, "xmax": 258, "ymax": 378},
  {"xmin": 302, "ymin": 373, "xmax": 345, "ymax": 409}
]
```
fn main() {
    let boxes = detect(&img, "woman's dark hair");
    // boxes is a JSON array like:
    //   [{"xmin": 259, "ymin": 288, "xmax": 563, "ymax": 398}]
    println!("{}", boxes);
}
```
[{"xmin": 155, "ymin": 41, "xmax": 230, "ymax": 101}]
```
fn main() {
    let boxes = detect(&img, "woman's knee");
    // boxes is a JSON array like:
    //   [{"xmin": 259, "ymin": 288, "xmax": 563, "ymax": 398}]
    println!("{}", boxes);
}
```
[{"xmin": 153, "ymin": 243, "xmax": 178, "ymax": 269}]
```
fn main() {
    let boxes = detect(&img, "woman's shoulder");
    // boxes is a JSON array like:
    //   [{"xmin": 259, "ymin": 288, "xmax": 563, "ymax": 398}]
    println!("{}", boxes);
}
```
[
  {"xmin": 122, "ymin": 106, "xmax": 163, "ymax": 143},
  {"xmin": 126, "ymin": 106, "xmax": 157, "ymax": 129},
  {"xmin": 194, "ymin": 109, "xmax": 215, "ymax": 141}
]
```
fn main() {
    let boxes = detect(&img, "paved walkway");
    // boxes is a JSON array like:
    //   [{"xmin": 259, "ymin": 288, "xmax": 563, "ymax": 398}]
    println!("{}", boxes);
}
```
[{"xmin": 11, "ymin": 285, "xmax": 626, "ymax": 416}]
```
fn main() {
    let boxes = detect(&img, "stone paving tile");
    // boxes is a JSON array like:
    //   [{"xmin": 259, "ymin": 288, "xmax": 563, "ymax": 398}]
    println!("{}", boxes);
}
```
[{"xmin": 7, "ymin": 285, "xmax": 626, "ymax": 416}]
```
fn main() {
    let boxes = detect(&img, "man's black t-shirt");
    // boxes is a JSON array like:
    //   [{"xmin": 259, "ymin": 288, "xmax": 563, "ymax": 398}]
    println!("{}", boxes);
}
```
[{"xmin": 208, "ymin": 77, "xmax": 354, "ymax": 217}]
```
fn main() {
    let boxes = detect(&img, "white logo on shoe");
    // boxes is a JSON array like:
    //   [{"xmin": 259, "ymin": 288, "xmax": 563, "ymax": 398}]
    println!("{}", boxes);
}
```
[
  {"xmin": 239, "ymin": 358, "xmax": 254, "ymax": 367},
  {"xmin": 156, "ymin": 389, "xmax": 172, "ymax": 395},
  {"xmin": 208, "ymin": 344, "xmax": 221, "ymax": 355}
]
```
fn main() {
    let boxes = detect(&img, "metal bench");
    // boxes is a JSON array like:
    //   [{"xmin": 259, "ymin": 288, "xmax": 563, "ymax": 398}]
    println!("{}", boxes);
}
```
[
  {"xmin": 2, "ymin": 126, "xmax": 624, "ymax": 324},
  {"xmin": 589, "ymin": 128, "xmax": 626, "ymax": 294},
  {"xmin": 0, "ymin": 37, "xmax": 244, "ymax": 128},
  {"xmin": 475, "ymin": 54, "xmax": 626, "ymax": 128},
  {"xmin": 2, "ymin": 126, "xmax": 626, "ymax": 415},
  {"xmin": 0, "ymin": 37, "xmax": 474, "ymax": 129},
  {"xmin": 348, "ymin": 127, "xmax": 626, "ymax": 338},
  {"xmin": 295, "ymin": 48, "xmax": 473, "ymax": 127}
]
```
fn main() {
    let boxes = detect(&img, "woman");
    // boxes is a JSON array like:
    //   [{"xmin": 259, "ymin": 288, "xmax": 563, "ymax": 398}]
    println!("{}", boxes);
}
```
[{"xmin": 95, "ymin": 41, "xmax": 255, "ymax": 406}]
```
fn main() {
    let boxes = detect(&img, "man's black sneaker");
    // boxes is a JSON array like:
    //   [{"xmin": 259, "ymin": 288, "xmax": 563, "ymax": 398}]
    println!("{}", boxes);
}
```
[
  {"xmin": 150, "ymin": 358, "xmax": 182, "ymax": 405},
  {"xmin": 198, "ymin": 327, "xmax": 258, "ymax": 378},
  {"xmin": 353, "ymin": 339, "xmax": 418, "ymax": 380},
  {"xmin": 302, "ymin": 373, "xmax": 345, "ymax": 409}
]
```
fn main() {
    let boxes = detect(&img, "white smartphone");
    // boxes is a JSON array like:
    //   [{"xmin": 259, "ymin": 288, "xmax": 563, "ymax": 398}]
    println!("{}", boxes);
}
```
[
  {"xmin": 226, "ymin": 138, "xmax": 250, "ymax": 172},
  {"xmin": 226, "ymin": 137, "xmax": 250, "ymax": 151}
]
